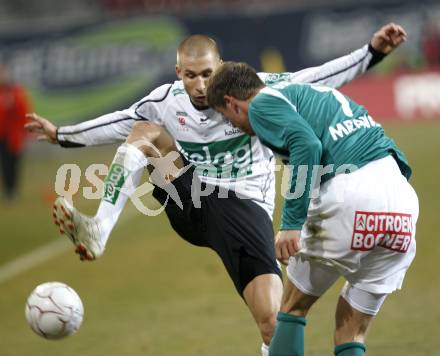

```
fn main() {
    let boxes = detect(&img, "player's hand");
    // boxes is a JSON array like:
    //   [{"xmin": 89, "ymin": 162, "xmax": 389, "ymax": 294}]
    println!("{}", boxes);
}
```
[
  {"xmin": 370, "ymin": 23, "xmax": 407, "ymax": 55},
  {"xmin": 25, "ymin": 113, "xmax": 58, "ymax": 144},
  {"xmin": 275, "ymin": 230, "xmax": 301, "ymax": 265}
]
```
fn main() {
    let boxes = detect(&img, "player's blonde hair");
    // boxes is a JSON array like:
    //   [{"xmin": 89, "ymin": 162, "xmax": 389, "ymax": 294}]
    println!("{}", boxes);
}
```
[
  {"xmin": 177, "ymin": 35, "xmax": 220, "ymax": 64},
  {"xmin": 207, "ymin": 61, "xmax": 264, "ymax": 109}
]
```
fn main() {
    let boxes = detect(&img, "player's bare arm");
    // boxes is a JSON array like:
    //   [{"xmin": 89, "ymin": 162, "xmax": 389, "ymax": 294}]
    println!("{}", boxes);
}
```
[
  {"xmin": 24, "ymin": 113, "xmax": 57, "ymax": 144},
  {"xmin": 370, "ymin": 22, "xmax": 407, "ymax": 54}
]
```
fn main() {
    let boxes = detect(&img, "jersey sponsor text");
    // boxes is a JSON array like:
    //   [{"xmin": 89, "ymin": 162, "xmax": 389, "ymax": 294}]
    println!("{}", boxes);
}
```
[
  {"xmin": 351, "ymin": 211, "xmax": 412, "ymax": 253},
  {"xmin": 178, "ymin": 135, "xmax": 253, "ymax": 178}
]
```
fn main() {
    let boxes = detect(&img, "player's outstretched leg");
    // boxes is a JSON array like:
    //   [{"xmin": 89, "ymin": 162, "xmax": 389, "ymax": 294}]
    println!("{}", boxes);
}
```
[
  {"xmin": 55, "ymin": 121, "xmax": 183, "ymax": 260},
  {"xmin": 54, "ymin": 140, "xmax": 148, "ymax": 260}
]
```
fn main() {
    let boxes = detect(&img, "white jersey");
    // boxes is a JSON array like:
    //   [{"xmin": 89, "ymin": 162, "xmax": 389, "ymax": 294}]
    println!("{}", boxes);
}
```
[{"xmin": 57, "ymin": 44, "xmax": 382, "ymax": 218}]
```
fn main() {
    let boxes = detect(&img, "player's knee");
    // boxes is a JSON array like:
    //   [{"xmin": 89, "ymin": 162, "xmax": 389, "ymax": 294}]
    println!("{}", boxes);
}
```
[
  {"xmin": 127, "ymin": 122, "xmax": 171, "ymax": 157},
  {"xmin": 278, "ymin": 280, "xmax": 318, "ymax": 317},
  {"xmin": 281, "ymin": 293, "xmax": 316, "ymax": 317},
  {"xmin": 127, "ymin": 121, "xmax": 159, "ymax": 147}
]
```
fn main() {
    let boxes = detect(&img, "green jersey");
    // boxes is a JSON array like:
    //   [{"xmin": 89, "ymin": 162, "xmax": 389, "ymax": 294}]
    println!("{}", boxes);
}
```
[{"xmin": 248, "ymin": 83, "xmax": 411, "ymax": 230}]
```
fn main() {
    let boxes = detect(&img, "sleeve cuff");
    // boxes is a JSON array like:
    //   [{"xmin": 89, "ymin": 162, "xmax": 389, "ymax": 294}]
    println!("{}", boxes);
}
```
[
  {"xmin": 58, "ymin": 140, "xmax": 85, "ymax": 148},
  {"xmin": 367, "ymin": 43, "xmax": 387, "ymax": 69},
  {"xmin": 57, "ymin": 128, "xmax": 85, "ymax": 148},
  {"xmin": 280, "ymin": 223, "xmax": 304, "ymax": 231}
]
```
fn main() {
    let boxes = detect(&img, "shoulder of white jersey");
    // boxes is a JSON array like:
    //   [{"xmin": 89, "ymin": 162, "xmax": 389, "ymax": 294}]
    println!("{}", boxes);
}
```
[
  {"xmin": 133, "ymin": 80, "xmax": 189, "ymax": 121},
  {"xmin": 135, "ymin": 83, "xmax": 173, "ymax": 106},
  {"xmin": 257, "ymin": 72, "xmax": 297, "ymax": 86},
  {"xmin": 135, "ymin": 80, "xmax": 186, "ymax": 106},
  {"xmin": 133, "ymin": 82, "xmax": 178, "ymax": 119}
]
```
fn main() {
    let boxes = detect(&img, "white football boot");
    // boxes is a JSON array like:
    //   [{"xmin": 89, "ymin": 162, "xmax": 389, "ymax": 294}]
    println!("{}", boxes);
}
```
[{"xmin": 53, "ymin": 197, "xmax": 105, "ymax": 260}]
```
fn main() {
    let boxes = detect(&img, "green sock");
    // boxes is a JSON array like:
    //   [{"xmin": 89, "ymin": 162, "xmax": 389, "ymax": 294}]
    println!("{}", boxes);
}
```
[
  {"xmin": 334, "ymin": 342, "xmax": 366, "ymax": 355},
  {"xmin": 269, "ymin": 312, "xmax": 307, "ymax": 356}
]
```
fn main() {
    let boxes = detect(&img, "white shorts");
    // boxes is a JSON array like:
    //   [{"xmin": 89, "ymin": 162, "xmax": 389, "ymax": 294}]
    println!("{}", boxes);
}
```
[
  {"xmin": 287, "ymin": 155, "xmax": 419, "ymax": 294},
  {"xmin": 287, "ymin": 256, "xmax": 387, "ymax": 315}
]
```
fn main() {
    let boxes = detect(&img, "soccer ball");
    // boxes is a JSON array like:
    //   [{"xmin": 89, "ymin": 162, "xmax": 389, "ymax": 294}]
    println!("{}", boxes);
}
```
[{"xmin": 25, "ymin": 282, "xmax": 84, "ymax": 339}]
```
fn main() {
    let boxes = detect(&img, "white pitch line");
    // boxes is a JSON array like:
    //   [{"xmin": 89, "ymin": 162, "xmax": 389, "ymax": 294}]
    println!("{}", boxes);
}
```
[
  {"xmin": 0, "ymin": 238, "xmax": 71, "ymax": 285},
  {"xmin": 0, "ymin": 208, "xmax": 140, "ymax": 285}
]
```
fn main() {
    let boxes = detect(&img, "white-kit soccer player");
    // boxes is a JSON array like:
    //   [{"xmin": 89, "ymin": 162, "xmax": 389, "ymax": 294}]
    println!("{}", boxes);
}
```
[
  {"xmin": 26, "ymin": 23, "xmax": 407, "ymax": 355},
  {"xmin": 206, "ymin": 61, "xmax": 418, "ymax": 356}
]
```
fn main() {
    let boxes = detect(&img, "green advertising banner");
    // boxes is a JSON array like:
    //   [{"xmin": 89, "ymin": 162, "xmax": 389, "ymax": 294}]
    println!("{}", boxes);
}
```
[{"xmin": 2, "ymin": 17, "xmax": 186, "ymax": 124}]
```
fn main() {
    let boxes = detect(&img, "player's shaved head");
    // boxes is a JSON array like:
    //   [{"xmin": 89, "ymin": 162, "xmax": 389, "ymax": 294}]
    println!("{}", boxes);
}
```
[
  {"xmin": 177, "ymin": 35, "xmax": 220, "ymax": 64},
  {"xmin": 175, "ymin": 35, "xmax": 222, "ymax": 108}
]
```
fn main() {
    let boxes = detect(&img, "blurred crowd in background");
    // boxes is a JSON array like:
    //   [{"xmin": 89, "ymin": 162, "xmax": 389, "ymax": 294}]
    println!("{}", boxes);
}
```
[{"xmin": 1, "ymin": 0, "xmax": 439, "ymax": 70}]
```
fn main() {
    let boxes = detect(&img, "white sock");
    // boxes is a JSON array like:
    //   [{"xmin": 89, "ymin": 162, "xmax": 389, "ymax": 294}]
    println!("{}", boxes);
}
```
[
  {"xmin": 95, "ymin": 143, "xmax": 148, "ymax": 245},
  {"xmin": 261, "ymin": 343, "xmax": 269, "ymax": 356}
]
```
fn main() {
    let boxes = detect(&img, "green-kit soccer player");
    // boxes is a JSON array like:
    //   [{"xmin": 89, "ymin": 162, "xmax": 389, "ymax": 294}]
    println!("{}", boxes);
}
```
[{"xmin": 207, "ymin": 62, "xmax": 418, "ymax": 356}]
